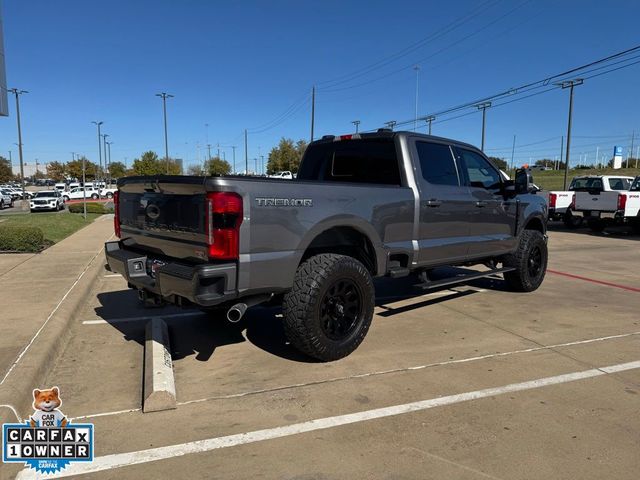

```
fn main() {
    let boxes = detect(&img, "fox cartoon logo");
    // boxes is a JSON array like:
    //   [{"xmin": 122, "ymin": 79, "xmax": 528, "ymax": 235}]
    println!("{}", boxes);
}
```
[{"xmin": 30, "ymin": 387, "xmax": 68, "ymax": 428}]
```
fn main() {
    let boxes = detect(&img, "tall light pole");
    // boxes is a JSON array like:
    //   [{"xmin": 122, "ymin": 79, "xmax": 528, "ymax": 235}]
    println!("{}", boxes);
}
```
[
  {"xmin": 352, "ymin": 120, "xmax": 360, "ymax": 133},
  {"xmin": 106, "ymin": 141, "xmax": 113, "ymax": 183},
  {"xmin": 91, "ymin": 121, "xmax": 103, "ymax": 186},
  {"xmin": 231, "ymin": 146, "xmax": 236, "ymax": 174},
  {"xmin": 476, "ymin": 102, "xmax": 492, "ymax": 152},
  {"xmin": 310, "ymin": 86, "xmax": 315, "ymax": 142},
  {"xmin": 156, "ymin": 92, "xmax": 174, "ymax": 173},
  {"xmin": 424, "ymin": 115, "xmax": 435, "ymax": 135},
  {"xmin": 555, "ymin": 79, "xmax": 583, "ymax": 190},
  {"xmin": 413, "ymin": 65, "xmax": 420, "ymax": 132},
  {"xmin": 101, "ymin": 133, "xmax": 109, "ymax": 186},
  {"xmin": 9, "ymin": 88, "xmax": 28, "ymax": 203}
]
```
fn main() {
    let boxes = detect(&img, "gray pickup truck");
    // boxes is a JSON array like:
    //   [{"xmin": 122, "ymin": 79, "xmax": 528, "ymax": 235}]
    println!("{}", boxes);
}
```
[{"xmin": 105, "ymin": 130, "xmax": 548, "ymax": 361}]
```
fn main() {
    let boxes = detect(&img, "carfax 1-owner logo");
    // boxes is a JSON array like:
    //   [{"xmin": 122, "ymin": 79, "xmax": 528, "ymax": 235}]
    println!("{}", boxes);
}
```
[{"xmin": 2, "ymin": 387, "xmax": 94, "ymax": 474}]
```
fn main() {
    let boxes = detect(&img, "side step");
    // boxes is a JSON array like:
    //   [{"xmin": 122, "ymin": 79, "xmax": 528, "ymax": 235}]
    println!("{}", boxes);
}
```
[{"xmin": 414, "ymin": 267, "xmax": 515, "ymax": 290}]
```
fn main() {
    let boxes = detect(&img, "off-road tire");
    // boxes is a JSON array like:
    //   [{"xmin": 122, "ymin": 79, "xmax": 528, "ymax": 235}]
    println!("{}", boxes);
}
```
[
  {"xmin": 503, "ymin": 230, "xmax": 548, "ymax": 292},
  {"xmin": 283, "ymin": 253, "xmax": 375, "ymax": 362},
  {"xmin": 562, "ymin": 209, "xmax": 582, "ymax": 229}
]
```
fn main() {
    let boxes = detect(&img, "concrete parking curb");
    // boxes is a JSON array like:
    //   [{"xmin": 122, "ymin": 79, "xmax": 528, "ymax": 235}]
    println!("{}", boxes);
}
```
[
  {"xmin": 143, "ymin": 318, "xmax": 177, "ymax": 413},
  {"xmin": 0, "ymin": 244, "xmax": 108, "ymax": 424}
]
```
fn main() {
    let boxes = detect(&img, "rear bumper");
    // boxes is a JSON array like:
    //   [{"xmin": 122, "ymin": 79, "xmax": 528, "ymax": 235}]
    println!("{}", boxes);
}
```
[
  {"xmin": 104, "ymin": 240, "xmax": 238, "ymax": 307},
  {"xmin": 573, "ymin": 210, "xmax": 622, "ymax": 220}
]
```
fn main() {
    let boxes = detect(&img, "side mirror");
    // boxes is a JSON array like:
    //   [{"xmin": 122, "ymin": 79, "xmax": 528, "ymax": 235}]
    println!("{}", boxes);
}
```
[{"xmin": 515, "ymin": 168, "xmax": 534, "ymax": 194}]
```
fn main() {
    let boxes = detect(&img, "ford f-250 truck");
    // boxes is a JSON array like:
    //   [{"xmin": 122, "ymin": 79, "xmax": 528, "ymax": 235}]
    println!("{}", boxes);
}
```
[
  {"xmin": 105, "ymin": 131, "xmax": 548, "ymax": 361},
  {"xmin": 571, "ymin": 175, "xmax": 634, "ymax": 232}
]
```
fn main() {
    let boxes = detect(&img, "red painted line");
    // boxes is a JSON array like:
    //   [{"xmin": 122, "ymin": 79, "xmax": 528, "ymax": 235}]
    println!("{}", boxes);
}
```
[{"xmin": 548, "ymin": 269, "xmax": 640, "ymax": 293}]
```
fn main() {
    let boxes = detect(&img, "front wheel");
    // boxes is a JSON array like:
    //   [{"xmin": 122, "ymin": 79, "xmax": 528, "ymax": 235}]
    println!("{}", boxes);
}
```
[
  {"xmin": 91, "ymin": 193, "xmax": 99, "ymax": 200},
  {"xmin": 106, "ymin": 192, "xmax": 114, "ymax": 199},
  {"xmin": 63, "ymin": 196, "xmax": 70, "ymax": 202},
  {"xmin": 282, "ymin": 254, "xmax": 375, "ymax": 362},
  {"xmin": 503, "ymin": 230, "xmax": 548, "ymax": 292}
]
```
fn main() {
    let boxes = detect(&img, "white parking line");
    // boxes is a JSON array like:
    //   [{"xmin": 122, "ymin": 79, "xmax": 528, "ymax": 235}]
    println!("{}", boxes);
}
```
[
  {"xmin": 20, "ymin": 359, "xmax": 640, "ymax": 479},
  {"xmin": 82, "ymin": 311, "xmax": 202, "ymax": 325},
  {"xmin": 68, "ymin": 330, "xmax": 640, "ymax": 421},
  {"xmin": 104, "ymin": 274, "xmax": 122, "ymax": 278}
]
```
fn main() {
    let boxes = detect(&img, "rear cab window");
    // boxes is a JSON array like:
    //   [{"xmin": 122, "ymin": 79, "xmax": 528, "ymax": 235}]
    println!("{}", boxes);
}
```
[{"xmin": 297, "ymin": 137, "xmax": 401, "ymax": 185}]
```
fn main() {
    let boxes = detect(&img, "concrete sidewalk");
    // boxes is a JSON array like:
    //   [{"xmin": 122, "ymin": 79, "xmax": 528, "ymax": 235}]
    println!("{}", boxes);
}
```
[{"xmin": 0, "ymin": 215, "xmax": 115, "ymax": 421}]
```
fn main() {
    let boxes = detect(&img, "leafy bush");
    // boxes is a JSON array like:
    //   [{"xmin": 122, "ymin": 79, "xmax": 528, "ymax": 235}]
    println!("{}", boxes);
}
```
[
  {"xmin": 67, "ymin": 202, "xmax": 110, "ymax": 214},
  {"xmin": 0, "ymin": 225, "xmax": 47, "ymax": 252}
]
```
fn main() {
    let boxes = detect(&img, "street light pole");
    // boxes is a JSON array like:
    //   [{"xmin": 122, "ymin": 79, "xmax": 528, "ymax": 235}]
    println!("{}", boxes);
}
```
[
  {"xmin": 91, "ymin": 121, "xmax": 103, "ymax": 187},
  {"xmin": 476, "ymin": 102, "xmax": 492, "ymax": 152},
  {"xmin": 101, "ymin": 134, "xmax": 109, "ymax": 189},
  {"xmin": 9, "ymin": 88, "xmax": 28, "ymax": 204},
  {"xmin": 351, "ymin": 120, "xmax": 360, "ymax": 133},
  {"xmin": 155, "ymin": 92, "xmax": 174, "ymax": 173},
  {"xmin": 413, "ymin": 65, "xmax": 420, "ymax": 132},
  {"xmin": 232, "ymin": 146, "xmax": 236, "ymax": 174},
  {"xmin": 556, "ymin": 79, "xmax": 583, "ymax": 190}
]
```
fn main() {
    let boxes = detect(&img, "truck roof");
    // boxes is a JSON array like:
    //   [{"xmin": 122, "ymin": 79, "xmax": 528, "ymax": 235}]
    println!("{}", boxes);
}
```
[{"xmin": 312, "ymin": 130, "xmax": 482, "ymax": 153}]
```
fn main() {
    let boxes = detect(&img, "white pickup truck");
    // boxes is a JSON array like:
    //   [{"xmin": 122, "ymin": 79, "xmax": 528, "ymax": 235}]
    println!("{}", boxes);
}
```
[
  {"xmin": 618, "ymin": 176, "xmax": 640, "ymax": 233},
  {"xmin": 572, "ymin": 175, "xmax": 634, "ymax": 232}
]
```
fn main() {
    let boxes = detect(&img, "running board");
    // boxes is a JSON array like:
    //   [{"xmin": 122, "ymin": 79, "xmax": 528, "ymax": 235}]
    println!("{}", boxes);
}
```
[{"xmin": 414, "ymin": 267, "xmax": 515, "ymax": 290}]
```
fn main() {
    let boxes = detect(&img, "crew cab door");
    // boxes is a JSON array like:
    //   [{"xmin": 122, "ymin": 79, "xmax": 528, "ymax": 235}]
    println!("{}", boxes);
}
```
[
  {"xmin": 453, "ymin": 147, "xmax": 517, "ymax": 258},
  {"xmin": 412, "ymin": 139, "xmax": 473, "ymax": 265}
]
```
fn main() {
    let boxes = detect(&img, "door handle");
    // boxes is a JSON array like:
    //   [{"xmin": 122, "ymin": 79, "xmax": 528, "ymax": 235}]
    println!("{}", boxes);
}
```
[
  {"xmin": 475, "ymin": 201, "xmax": 489, "ymax": 208},
  {"xmin": 426, "ymin": 199, "xmax": 442, "ymax": 207}
]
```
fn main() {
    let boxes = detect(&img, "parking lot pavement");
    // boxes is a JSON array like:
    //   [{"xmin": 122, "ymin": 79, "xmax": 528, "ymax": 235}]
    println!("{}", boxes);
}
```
[
  {"xmin": 0, "ymin": 215, "xmax": 115, "ymax": 429},
  {"xmin": 7, "ymin": 228, "xmax": 640, "ymax": 480}
]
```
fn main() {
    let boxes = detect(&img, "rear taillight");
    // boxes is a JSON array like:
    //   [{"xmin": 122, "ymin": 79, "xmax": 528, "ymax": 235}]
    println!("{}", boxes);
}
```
[
  {"xmin": 617, "ymin": 193, "xmax": 627, "ymax": 211},
  {"xmin": 113, "ymin": 191, "xmax": 121, "ymax": 238},
  {"xmin": 548, "ymin": 193, "xmax": 557, "ymax": 208},
  {"xmin": 205, "ymin": 192, "xmax": 243, "ymax": 260}
]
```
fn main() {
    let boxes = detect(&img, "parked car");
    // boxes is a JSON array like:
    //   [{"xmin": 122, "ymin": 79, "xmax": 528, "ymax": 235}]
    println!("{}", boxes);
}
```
[
  {"xmin": 1, "ymin": 188, "xmax": 20, "ymax": 202},
  {"xmin": 62, "ymin": 187, "xmax": 101, "ymax": 201},
  {"xmin": 572, "ymin": 175, "xmax": 634, "ymax": 232},
  {"xmin": 548, "ymin": 175, "xmax": 634, "ymax": 229},
  {"xmin": 105, "ymin": 131, "xmax": 548, "ymax": 361},
  {"xmin": 0, "ymin": 190, "xmax": 13, "ymax": 209},
  {"xmin": 99, "ymin": 187, "xmax": 117, "ymax": 198},
  {"xmin": 30, "ymin": 191, "xmax": 65, "ymax": 212},
  {"xmin": 268, "ymin": 171, "xmax": 294, "ymax": 179}
]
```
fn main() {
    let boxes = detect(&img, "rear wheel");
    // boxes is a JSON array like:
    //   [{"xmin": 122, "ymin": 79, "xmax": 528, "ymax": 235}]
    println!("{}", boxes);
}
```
[
  {"xmin": 91, "ymin": 193, "xmax": 99, "ymax": 200},
  {"xmin": 562, "ymin": 209, "xmax": 583, "ymax": 229},
  {"xmin": 63, "ymin": 195, "xmax": 70, "ymax": 202},
  {"xmin": 283, "ymin": 253, "xmax": 374, "ymax": 362},
  {"xmin": 503, "ymin": 230, "xmax": 548, "ymax": 292},
  {"xmin": 106, "ymin": 192, "xmax": 114, "ymax": 199}
]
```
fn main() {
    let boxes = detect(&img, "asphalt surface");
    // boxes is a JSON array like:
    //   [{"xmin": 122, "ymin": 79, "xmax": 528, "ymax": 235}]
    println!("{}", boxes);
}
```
[{"xmin": 2, "ymin": 224, "xmax": 639, "ymax": 479}]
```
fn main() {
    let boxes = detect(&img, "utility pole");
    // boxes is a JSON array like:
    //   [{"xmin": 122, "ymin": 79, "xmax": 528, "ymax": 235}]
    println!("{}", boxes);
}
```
[
  {"xmin": 630, "ymin": 130, "xmax": 635, "ymax": 167},
  {"xmin": 385, "ymin": 120, "xmax": 397, "ymax": 131},
  {"xmin": 559, "ymin": 136, "xmax": 564, "ymax": 171},
  {"xmin": 595, "ymin": 146, "xmax": 599, "ymax": 170},
  {"xmin": 206, "ymin": 144, "xmax": 211, "ymax": 161},
  {"xmin": 217, "ymin": 143, "xmax": 220, "ymax": 158},
  {"xmin": 510, "ymin": 135, "xmax": 516, "ymax": 171},
  {"xmin": 92, "ymin": 121, "xmax": 103, "ymax": 187},
  {"xmin": 310, "ymin": 86, "xmax": 315, "ymax": 142},
  {"xmin": 9, "ymin": 89, "xmax": 28, "ymax": 203},
  {"xmin": 244, "ymin": 129, "xmax": 248, "ymax": 175},
  {"xmin": 476, "ymin": 102, "xmax": 492, "ymax": 152},
  {"xmin": 424, "ymin": 115, "xmax": 435, "ymax": 135},
  {"xmin": 413, "ymin": 65, "xmax": 420, "ymax": 132},
  {"xmin": 232, "ymin": 146, "xmax": 236, "ymax": 173},
  {"xmin": 352, "ymin": 120, "xmax": 360, "ymax": 133},
  {"xmin": 556, "ymin": 79, "xmax": 583, "ymax": 190},
  {"xmin": 155, "ymin": 92, "xmax": 174, "ymax": 173}
]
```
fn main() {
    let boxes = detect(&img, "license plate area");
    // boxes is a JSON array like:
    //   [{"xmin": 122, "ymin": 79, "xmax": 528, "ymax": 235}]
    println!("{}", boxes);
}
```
[{"xmin": 588, "ymin": 211, "xmax": 600, "ymax": 218}]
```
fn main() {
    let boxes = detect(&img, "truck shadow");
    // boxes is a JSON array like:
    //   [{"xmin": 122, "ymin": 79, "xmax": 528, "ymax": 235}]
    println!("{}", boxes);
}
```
[{"xmin": 94, "ymin": 270, "xmax": 504, "ymax": 364}]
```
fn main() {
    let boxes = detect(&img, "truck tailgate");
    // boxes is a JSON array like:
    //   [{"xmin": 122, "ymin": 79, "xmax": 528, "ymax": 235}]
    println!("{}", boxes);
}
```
[
  {"xmin": 575, "ymin": 191, "xmax": 619, "ymax": 212},
  {"xmin": 118, "ymin": 177, "xmax": 209, "ymax": 261}
]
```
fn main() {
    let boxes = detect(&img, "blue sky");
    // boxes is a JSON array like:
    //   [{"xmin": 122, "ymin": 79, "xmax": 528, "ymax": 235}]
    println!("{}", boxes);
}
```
[{"xmin": 1, "ymin": 0, "xmax": 640, "ymax": 173}]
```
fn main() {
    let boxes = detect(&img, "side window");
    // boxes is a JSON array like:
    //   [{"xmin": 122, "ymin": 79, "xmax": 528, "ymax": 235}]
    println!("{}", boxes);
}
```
[
  {"xmin": 457, "ymin": 148, "xmax": 502, "ymax": 190},
  {"xmin": 415, "ymin": 142, "xmax": 459, "ymax": 186}
]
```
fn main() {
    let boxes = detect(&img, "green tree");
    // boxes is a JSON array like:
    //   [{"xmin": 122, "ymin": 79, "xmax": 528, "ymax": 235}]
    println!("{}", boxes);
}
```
[
  {"xmin": 108, "ymin": 161, "xmax": 127, "ymax": 178},
  {"xmin": 267, "ymin": 138, "xmax": 306, "ymax": 174},
  {"xmin": 0, "ymin": 156, "xmax": 13, "ymax": 182},
  {"xmin": 46, "ymin": 161, "xmax": 66, "ymax": 181},
  {"xmin": 187, "ymin": 164, "xmax": 205, "ymax": 176},
  {"xmin": 204, "ymin": 157, "xmax": 231, "ymax": 175},
  {"xmin": 132, "ymin": 151, "xmax": 181, "ymax": 175},
  {"xmin": 487, "ymin": 156, "xmax": 508, "ymax": 171},
  {"xmin": 66, "ymin": 157, "xmax": 98, "ymax": 180}
]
